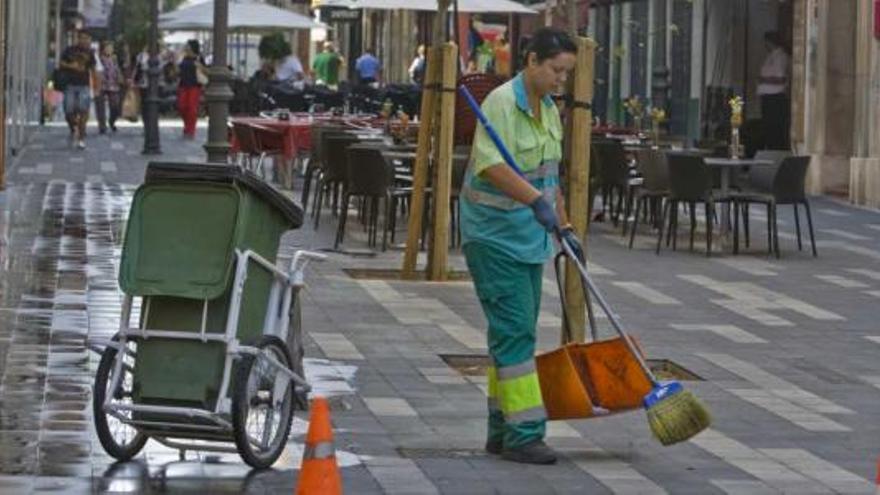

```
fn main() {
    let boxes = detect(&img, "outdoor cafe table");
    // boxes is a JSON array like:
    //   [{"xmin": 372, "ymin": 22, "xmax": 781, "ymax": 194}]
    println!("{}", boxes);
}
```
[
  {"xmin": 229, "ymin": 115, "xmax": 380, "ymax": 162},
  {"xmin": 704, "ymin": 157, "xmax": 775, "ymax": 244}
]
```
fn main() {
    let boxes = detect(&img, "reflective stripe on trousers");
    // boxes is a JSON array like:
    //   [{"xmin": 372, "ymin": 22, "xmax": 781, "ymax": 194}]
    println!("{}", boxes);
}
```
[{"xmin": 487, "ymin": 360, "xmax": 546, "ymax": 424}]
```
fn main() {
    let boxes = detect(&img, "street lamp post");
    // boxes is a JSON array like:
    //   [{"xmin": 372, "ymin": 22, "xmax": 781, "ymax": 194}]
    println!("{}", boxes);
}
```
[
  {"xmin": 142, "ymin": 0, "xmax": 162, "ymax": 155},
  {"xmin": 204, "ymin": 0, "xmax": 233, "ymax": 163}
]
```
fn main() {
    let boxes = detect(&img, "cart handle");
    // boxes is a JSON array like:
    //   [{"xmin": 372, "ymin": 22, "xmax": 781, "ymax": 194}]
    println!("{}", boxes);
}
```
[{"xmin": 290, "ymin": 250, "xmax": 326, "ymax": 287}]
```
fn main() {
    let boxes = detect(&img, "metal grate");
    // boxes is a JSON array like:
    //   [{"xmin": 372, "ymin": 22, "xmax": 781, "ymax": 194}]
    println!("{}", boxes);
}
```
[
  {"xmin": 344, "ymin": 269, "xmax": 471, "ymax": 281},
  {"xmin": 439, "ymin": 354, "xmax": 490, "ymax": 376},
  {"xmin": 647, "ymin": 359, "xmax": 704, "ymax": 381}
]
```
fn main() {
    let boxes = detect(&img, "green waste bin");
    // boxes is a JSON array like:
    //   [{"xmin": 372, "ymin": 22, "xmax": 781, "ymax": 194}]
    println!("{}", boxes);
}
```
[{"xmin": 119, "ymin": 162, "xmax": 303, "ymax": 414}]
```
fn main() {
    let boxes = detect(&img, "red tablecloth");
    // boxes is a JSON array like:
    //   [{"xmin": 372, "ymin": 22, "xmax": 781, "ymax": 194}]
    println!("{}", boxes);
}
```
[
  {"xmin": 230, "ymin": 117, "xmax": 315, "ymax": 162},
  {"xmin": 229, "ymin": 115, "xmax": 417, "ymax": 161}
]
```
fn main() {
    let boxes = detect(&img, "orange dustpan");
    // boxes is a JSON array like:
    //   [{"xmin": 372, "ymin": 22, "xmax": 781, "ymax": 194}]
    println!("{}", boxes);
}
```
[{"xmin": 536, "ymin": 248, "xmax": 652, "ymax": 420}]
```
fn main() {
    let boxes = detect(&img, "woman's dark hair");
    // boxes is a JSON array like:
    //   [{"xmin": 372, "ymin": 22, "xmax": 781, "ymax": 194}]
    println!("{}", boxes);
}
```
[
  {"xmin": 525, "ymin": 27, "xmax": 577, "ymax": 64},
  {"xmin": 187, "ymin": 39, "xmax": 200, "ymax": 55}
]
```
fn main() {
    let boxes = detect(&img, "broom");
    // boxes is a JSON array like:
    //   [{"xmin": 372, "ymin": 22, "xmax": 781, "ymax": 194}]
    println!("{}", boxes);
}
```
[
  {"xmin": 459, "ymin": 86, "xmax": 711, "ymax": 446},
  {"xmin": 556, "ymin": 236, "xmax": 711, "ymax": 445}
]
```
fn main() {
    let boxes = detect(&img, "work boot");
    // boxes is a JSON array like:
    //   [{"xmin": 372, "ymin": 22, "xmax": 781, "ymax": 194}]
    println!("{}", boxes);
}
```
[
  {"xmin": 485, "ymin": 438, "xmax": 502, "ymax": 455},
  {"xmin": 501, "ymin": 440, "xmax": 557, "ymax": 465}
]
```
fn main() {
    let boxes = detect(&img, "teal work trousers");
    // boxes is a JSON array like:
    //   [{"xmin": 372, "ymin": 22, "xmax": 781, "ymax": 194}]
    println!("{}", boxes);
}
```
[{"xmin": 464, "ymin": 241, "xmax": 547, "ymax": 449}]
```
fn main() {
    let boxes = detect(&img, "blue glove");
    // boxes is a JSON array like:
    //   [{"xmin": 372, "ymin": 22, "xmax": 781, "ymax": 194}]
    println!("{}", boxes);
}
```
[
  {"xmin": 560, "ymin": 226, "xmax": 585, "ymax": 262},
  {"xmin": 529, "ymin": 195, "xmax": 560, "ymax": 232}
]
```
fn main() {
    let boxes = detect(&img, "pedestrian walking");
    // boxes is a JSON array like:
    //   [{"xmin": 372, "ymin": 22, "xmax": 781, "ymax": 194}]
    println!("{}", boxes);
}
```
[
  {"xmin": 493, "ymin": 35, "xmax": 512, "ymax": 78},
  {"xmin": 95, "ymin": 41, "xmax": 124, "ymax": 134},
  {"xmin": 134, "ymin": 46, "xmax": 150, "ymax": 124},
  {"xmin": 459, "ymin": 27, "xmax": 578, "ymax": 465},
  {"xmin": 355, "ymin": 48, "xmax": 381, "ymax": 87},
  {"xmin": 758, "ymin": 31, "xmax": 790, "ymax": 150},
  {"xmin": 312, "ymin": 41, "xmax": 344, "ymax": 90},
  {"xmin": 177, "ymin": 40, "xmax": 205, "ymax": 140},
  {"xmin": 59, "ymin": 30, "xmax": 97, "ymax": 150},
  {"xmin": 408, "ymin": 45, "xmax": 426, "ymax": 85}
]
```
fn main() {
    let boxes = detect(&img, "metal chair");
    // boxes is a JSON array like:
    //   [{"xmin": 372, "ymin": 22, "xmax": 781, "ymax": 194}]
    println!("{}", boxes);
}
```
[
  {"xmin": 627, "ymin": 149, "xmax": 670, "ymax": 249},
  {"xmin": 658, "ymin": 153, "xmax": 734, "ymax": 256},
  {"xmin": 732, "ymin": 156, "xmax": 816, "ymax": 258}
]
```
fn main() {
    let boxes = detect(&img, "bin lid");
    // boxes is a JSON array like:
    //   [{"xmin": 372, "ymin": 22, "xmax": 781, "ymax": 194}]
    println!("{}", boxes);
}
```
[{"xmin": 144, "ymin": 162, "xmax": 303, "ymax": 228}]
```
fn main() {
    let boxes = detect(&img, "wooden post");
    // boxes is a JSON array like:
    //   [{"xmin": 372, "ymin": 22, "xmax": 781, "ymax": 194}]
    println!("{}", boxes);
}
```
[
  {"xmin": 402, "ymin": 45, "xmax": 443, "ymax": 279},
  {"xmin": 427, "ymin": 42, "xmax": 458, "ymax": 281},
  {"xmin": 562, "ymin": 37, "xmax": 596, "ymax": 343}
]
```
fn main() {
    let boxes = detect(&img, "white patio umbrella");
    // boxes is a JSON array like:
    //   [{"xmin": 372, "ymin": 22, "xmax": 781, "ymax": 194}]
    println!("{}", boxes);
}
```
[
  {"xmin": 159, "ymin": 0, "xmax": 324, "ymax": 31},
  {"xmin": 349, "ymin": 0, "xmax": 536, "ymax": 14}
]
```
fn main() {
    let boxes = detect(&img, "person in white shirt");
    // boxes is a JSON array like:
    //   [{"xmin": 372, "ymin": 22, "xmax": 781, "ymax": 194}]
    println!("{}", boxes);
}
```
[
  {"xmin": 275, "ymin": 53, "xmax": 304, "ymax": 84},
  {"xmin": 758, "ymin": 31, "xmax": 790, "ymax": 150}
]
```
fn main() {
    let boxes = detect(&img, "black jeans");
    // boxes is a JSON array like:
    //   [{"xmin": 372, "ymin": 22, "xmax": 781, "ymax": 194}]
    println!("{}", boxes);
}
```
[
  {"xmin": 760, "ymin": 93, "xmax": 789, "ymax": 150},
  {"xmin": 95, "ymin": 91, "xmax": 121, "ymax": 131}
]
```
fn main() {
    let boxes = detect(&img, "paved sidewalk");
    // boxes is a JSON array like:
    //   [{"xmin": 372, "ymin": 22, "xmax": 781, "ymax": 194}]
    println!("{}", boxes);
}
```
[{"xmin": 0, "ymin": 122, "xmax": 878, "ymax": 494}]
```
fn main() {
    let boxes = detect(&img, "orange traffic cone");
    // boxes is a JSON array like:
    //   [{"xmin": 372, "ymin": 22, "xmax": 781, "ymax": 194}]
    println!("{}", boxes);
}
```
[{"xmin": 296, "ymin": 397, "xmax": 342, "ymax": 495}]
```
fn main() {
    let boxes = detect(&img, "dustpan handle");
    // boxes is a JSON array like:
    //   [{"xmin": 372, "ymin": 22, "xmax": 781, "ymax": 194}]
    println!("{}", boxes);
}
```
[
  {"xmin": 553, "ymin": 252, "xmax": 574, "ymax": 344},
  {"xmin": 556, "ymin": 232, "xmax": 660, "ymax": 386}
]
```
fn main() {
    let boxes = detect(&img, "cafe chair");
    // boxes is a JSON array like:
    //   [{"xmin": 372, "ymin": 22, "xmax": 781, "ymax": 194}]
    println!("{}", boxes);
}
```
[
  {"xmin": 313, "ymin": 133, "xmax": 361, "ymax": 230},
  {"xmin": 732, "ymin": 156, "xmax": 816, "ymax": 258},
  {"xmin": 627, "ymin": 149, "xmax": 670, "ymax": 249},
  {"xmin": 658, "ymin": 153, "xmax": 735, "ymax": 257},
  {"xmin": 734, "ymin": 150, "xmax": 791, "ymax": 248},
  {"xmin": 594, "ymin": 140, "xmax": 631, "ymax": 226}
]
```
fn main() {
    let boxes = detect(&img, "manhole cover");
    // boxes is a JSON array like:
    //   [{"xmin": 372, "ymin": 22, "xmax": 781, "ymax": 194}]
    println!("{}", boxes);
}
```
[
  {"xmin": 647, "ymin": 359, "xmax": 704, "ymax": 381},
  {"xmin": 344, "ymin": 268, "xmax": 471, "ymax": 281},
  {"xmin": 439, "ymin": 354, "xmax": 490, "ymax": 376}
]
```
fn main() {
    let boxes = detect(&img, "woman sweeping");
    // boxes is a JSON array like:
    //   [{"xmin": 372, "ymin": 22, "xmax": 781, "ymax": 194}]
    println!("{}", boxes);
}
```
[{"xmin": 460, "ymin": 27, "xmax": 580, "ymax": 465}]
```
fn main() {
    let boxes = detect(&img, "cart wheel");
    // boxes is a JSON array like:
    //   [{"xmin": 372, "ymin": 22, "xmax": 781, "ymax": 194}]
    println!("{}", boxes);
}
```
[
  {"xmin": 93, "ymin": 337, "xmax": 148, "ymax": 461},
  {"xmin": 286, "ymin": 290, "xmax": 307, "ymax": 410},
  {"xmin": 232, "ymin": 336, "xmax": 295, "ymax": 469}
]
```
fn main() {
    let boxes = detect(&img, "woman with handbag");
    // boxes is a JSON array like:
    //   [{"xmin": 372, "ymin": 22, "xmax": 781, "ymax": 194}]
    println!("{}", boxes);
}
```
[
  {"xmin": 176, "ymin": 39, "xmax": 206, "ymax": 139},
  {"xmin": 96, "ymin": 42, "xmax": 124, "ymax": 134}
]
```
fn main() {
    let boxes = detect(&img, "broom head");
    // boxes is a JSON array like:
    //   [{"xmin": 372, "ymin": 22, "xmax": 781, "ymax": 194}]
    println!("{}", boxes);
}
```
[{"xmin": 644, "ymin": 381, "xmax": 711, "ymax": 446}]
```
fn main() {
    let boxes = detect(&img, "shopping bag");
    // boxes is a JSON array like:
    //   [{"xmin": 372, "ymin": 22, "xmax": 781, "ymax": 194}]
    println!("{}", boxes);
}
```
[{"xmin": 121, "ymin": 88, "xmax": 141, "ymax": 122}]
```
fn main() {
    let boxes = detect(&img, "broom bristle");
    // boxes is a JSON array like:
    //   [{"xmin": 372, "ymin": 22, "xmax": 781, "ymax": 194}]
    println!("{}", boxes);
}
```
[{"xmin": 645, "ymin": 389, "xmax": 711, "ymax": 446}]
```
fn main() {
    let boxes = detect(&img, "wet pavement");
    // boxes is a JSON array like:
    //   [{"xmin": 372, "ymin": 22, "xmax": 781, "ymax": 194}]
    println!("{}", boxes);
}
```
[
  {"xmin": 0, "ymin": 124, "xmax": 373, "ymax": 493},
  {"xmin": 1, "ymin": 121, "xmax": 879, "ymax": 494}
]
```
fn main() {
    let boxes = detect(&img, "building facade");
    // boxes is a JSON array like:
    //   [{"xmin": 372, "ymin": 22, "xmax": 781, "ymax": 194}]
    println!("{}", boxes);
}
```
[
  {"xmin": 577, "ymin": 0, "xmax": 879, "ymax": 207},
  {"xmin": 1, "ymin": 0, "xmax": 52, "ymax": 187}
]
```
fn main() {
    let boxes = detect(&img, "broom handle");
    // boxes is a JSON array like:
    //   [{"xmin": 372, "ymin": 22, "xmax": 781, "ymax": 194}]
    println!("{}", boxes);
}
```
[
  {"xmin": 458, "ymin": 86, "xmax": 526, "ymax": 179},
  {"xmin": 557, "ymin": 235, "xmax": 661, "ymax": 387}
]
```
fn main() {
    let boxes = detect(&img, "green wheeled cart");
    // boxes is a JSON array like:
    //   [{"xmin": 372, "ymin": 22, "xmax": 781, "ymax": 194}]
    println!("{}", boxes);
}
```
[{"xmin": 89, "ymin": 162, "xmax": 325, "ymax": 469}]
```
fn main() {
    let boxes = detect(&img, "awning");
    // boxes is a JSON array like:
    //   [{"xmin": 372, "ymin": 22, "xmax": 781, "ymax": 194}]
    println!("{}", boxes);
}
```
[
  {"xmin": 350, "ymin": 0, "xmax": 537, "ymax": 14},
  {"xmin": 159, "ymin": 0, "xmax": 324, "ymax": 32}
]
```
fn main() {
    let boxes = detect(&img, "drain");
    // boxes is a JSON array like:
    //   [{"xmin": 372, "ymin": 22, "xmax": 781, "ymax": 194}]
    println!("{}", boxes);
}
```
[
  {"xmin": 344, "ymin": 268, "xmax": 471, "ymax": 281},
  {"xmin": 397, "ymin": 447, "xmax": 486, "ymax": 459},
  {"xmin": 647, "ymin": 359, "xmax": 704, "ymax": 381},
  {"xmin": 439, "ymin": 354, "xmax": 702, "ymax": 381},
  {"xmin": 439, "ymin": 354, "xmax": 490, "ymax": 376}
]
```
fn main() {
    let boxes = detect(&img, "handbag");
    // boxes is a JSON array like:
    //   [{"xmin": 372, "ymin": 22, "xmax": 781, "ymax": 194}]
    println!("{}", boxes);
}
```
[
  {"xmin": 121, "ymin": 87, "xmax": 141, "ymax": 122},
  {"xmin": 52, "ymin": 68, "xmax": 69, "ymax": 92},
  {"xmin": 196, "ymin": 64, "xmax": 209, "ymax": 86}
]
